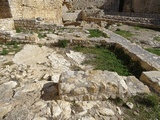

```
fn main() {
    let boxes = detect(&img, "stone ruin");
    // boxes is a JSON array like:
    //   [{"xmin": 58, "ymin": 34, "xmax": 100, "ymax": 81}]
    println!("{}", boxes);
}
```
[{"xmin": 0, "ymin": 0, "xmax": 160, "ymax": 120}]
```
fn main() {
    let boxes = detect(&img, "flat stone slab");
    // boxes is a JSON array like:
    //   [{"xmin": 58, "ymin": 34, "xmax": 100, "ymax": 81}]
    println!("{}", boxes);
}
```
[{"xmin": 140, "ymin": 71, "xmax": 160, "ymax": 93}]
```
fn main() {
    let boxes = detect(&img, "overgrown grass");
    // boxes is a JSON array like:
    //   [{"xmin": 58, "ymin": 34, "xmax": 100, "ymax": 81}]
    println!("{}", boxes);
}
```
[
  {"xmin": 73, "ymin": 45, "xmax": 131, "ymax": 76},
  {"xmin": 88, "ymin": 29, "xmax": 109, "ymax": 38},
  {"xmin": 57, "ymin": 40, "xmax": 69, "ymax": 48},
  {"xmin": 124, "ymin": 94, "xmax": 160, "ymax": 120},
  {"xmin": 115, "ymin": 29, "xmax": 133, "ymax": 39},
  {"xmin": 153, "ymin": 36, "xmax": 160, "ymax": 42},
  {"xmin": 146, "ymin": 48, "xmax": 160, "ymax": 56}
]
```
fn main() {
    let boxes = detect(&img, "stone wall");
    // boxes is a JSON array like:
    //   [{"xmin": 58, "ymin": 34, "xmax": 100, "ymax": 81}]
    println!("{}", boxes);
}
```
[
  {"xmin": 71, "ymin": 0, "xmax": 119, "ymax": 12},
  {"xmin": 123, "ymin": 0, "xmax": 160, "ymax": 13},
  {"xmin": 8, "ymin": 0, "xmax": 63, "ymax": 25},
  {"xmin": 71, "ymin": 0, "xmax": 160, "ymax": 14},
  {"xmin": 0, "ymin": 31, "xmax": 11, "ymax": 43},
  {"xmin": 14, "ymin": 19, "xmax": 62, "ymax": 31}
]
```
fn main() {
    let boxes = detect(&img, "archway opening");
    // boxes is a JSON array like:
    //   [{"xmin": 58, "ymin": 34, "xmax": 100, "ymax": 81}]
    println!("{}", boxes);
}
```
[{"xmin": 118, "ymin": 0, "xmax": 124, "ymax": 12}]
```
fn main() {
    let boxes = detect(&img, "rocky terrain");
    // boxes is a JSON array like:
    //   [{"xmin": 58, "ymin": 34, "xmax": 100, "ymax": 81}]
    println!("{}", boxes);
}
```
[{"xmin": 0, "ymin": 23, "xmax": 160, "ymax": 119}]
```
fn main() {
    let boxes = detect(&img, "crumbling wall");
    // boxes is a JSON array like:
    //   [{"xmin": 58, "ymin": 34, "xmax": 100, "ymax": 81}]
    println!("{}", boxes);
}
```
[{"xmin": 8, "ymin": 0, "xmax": 63, "ymax": 25}]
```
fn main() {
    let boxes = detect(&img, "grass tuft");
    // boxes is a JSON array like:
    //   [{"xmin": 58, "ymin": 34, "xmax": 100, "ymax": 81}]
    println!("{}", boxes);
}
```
[
  {"xmin": 146, "ymin": 48, "xmax": 160, "ymax": 56},
  {"xmin": 57, "ymin": 40, "xmax": 69, "ymax": 48},
  {"xmin": 115, "ymin": 29, "xmax": 133, "ymax": 39}
]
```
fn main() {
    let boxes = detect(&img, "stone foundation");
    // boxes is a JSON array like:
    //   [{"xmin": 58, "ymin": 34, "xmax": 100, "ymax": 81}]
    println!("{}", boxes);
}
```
[{"xmin": 14, "ymin": 19, "xmax": 62, "ymax": 31}]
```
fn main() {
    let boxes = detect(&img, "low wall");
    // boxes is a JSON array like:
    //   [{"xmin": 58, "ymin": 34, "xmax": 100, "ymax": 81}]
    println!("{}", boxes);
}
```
[
  {"xmin": 14, "ymin": 19, "xmax": 62, "ymax": 31},
  {"xmin": 0, "ymin": 31, "xmax": 12, "ymax": 43}
]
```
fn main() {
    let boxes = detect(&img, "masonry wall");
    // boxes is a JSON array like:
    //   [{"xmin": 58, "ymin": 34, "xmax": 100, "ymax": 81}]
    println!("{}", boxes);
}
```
[{"xmin": 8, "ymin": 0, "xmax": 63, "ymax": 25}]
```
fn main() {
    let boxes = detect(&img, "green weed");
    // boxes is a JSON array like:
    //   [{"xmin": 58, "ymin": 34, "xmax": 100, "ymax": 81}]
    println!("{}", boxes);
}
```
[
  {"xmin": 146, "ymin": 48, "xmax": 160, "ymax": 56},
  {"xmin": 115, "ymin": 29, "xmax": 133, "ymax": 39}
]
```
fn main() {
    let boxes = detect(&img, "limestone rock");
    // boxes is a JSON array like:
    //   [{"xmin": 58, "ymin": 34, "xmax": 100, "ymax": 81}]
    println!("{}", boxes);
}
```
[
  {"xmin": 99, "ymin": 108, "xmax": 115, "ymax": 116},
  {"xmin": 126, "ymin": 102, "xmax": 134, "ymax": 109},
  {"xmin": 140, "ymin": 71, "xmax": 160, "ymax": 93},
  {"xmin": 124, "ymin": 76, "xmax": 150, "ymax": 95},
  {"xmin": 58, "ymin": 100, "xmax": 71, "ymax": 119},
  {"xmin": 59, "ymin": 70, "xmax": 129, "ymax": 101}
]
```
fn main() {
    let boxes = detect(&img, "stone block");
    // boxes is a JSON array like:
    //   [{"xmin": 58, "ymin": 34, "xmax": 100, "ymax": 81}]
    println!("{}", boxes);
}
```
[{"xmin": 140, "ymin": 71, "xmax": 160, "ymax": 93}]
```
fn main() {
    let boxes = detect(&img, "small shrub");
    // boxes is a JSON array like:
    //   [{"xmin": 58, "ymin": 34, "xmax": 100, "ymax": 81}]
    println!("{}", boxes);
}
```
[
  {"xmin": 57, "ymin": 40, "xmax": 69, "ymax": 48},
  {"xmin": 0, "ymin": 48, "xmax": 9, "ymax": 55}
]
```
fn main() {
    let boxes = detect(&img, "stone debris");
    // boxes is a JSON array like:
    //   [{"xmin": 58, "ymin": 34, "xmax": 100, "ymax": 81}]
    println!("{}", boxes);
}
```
[{"xmin": 126, "ymin": 102, "xmax": 134, "ymax": 109}]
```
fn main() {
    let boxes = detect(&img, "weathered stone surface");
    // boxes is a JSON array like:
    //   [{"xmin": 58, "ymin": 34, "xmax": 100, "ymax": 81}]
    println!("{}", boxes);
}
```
[
  {"xmin": 140, "ymin": 71, "xmax": 160, "ymax": 93},
  {"xmin": 99, "ymin": 108, "xmax": 115, "ymax": 116},
  {"xmin": 124, "ymin": 76, "xmax": 150, "ymax": 95},
  {"xmin": 60, "ymin": 70, "xmax": 129, "ymax": 101}
]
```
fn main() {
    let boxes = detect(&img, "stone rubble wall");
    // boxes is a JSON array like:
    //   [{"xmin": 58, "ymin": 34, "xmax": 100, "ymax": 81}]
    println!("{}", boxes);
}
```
[
  {"xmin": 0, "ymin": 31, "xmax": 12, "ymax": 43},
  {"xmin": 85, "ymin": 11, "xmax": 160, "ymax": 26},
  {"xmin": 14, "ymin": 19, "xmax": 62, "ymax": 31}
]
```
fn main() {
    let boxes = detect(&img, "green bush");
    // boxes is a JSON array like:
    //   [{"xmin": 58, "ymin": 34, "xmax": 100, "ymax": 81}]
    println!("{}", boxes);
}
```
[{"xmin": 57, "ymin": 40, "xmax": 69, "ymax": 48}]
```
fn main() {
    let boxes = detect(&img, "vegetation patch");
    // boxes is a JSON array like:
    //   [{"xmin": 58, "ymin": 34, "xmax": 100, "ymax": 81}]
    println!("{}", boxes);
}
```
[
  {"xmin": 0, "ymin": 41, "xmax": 23, "ymax": 55},
  {"xmin": 0, "ymin": 48, "xmax": 9, "ymax": 55},
  {"xmin": 146, "ymin": 48, "xmax": 160, "ymax": 56},
  {"xmin": 153, "ymin": 36, "xmax": 160, "ymax": 42},
  {"xmin": 57, "ymin": 40, "xmax": 69, "ymax": 48},
  {"xmin": 114, "ymin": 29, "xmax": 133, "ymax": 39},
  {"xmin": 123, "ymin": 94, "xmax": 160, "ymax": 120},
  {"xmin": 73, "ymin": 45, "xmax": 131, "ymax": 76},
  {"xmin": 88, "ymin": 29, "xmax": 109, "ymax": 38}
]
